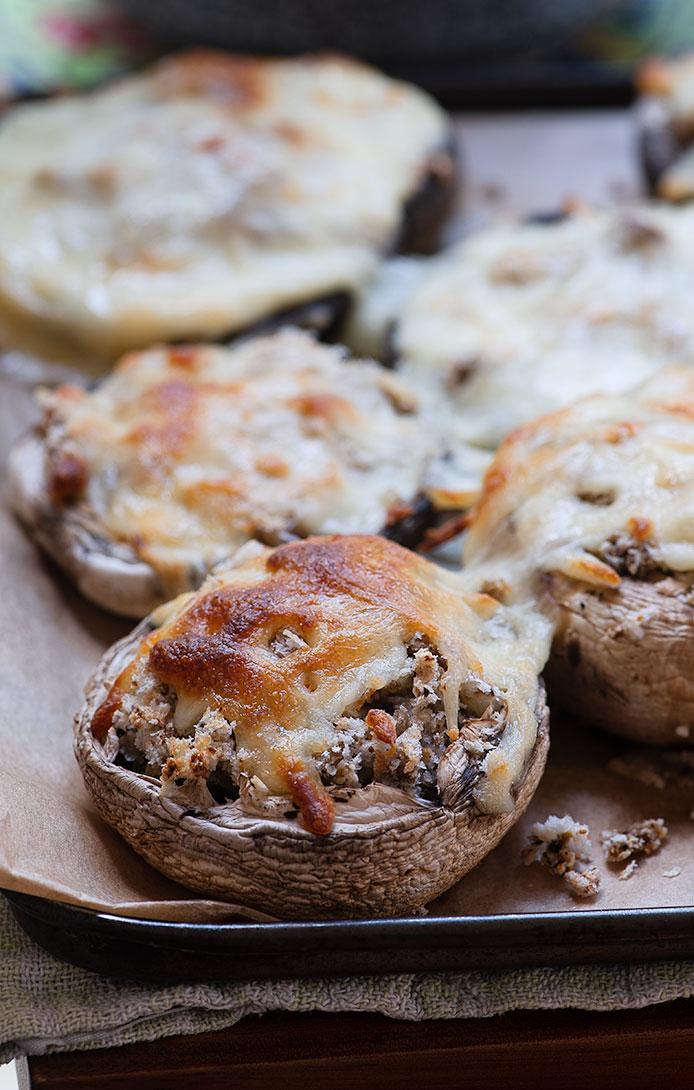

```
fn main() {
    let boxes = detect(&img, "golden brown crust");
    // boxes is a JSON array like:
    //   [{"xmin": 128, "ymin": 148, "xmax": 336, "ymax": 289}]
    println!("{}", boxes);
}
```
[
  {"xmin": 74, "ymin": 535, "xmax": 551, "ymax": 917},
  {"xmin": 11, "ymin": 331, "xmax": 465, "ymax": 616},
  {"xmin": 150, "ymin": 49, "xmax": 272, "ymax": 110},
  {"xmin": 75, "ymin": 641, "xmax": 549, "ymax": 918}
]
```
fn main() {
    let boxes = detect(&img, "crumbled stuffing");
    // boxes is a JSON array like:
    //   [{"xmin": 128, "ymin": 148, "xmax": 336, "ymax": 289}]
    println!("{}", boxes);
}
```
[
  {"xmin": 109, "ymin": 637, "xmax": 506, "ymax": 809},
  {"xmin": 269, "ymin": 627, "xmax": 309, "ymax": 656},
  {"xmin": 564, "ymin": 866, "xmax": 602, "ymax": 898},
  {"xmin": 522, "ymin": 814, "xmax": 600, "ymax": 898},
  {"xmin": 599, "ymin": 532, "xmax": 662, "ymax": 578},
  {"xmin": 600, "ymin": 818, "xmax": 668, "ymax": 863}
]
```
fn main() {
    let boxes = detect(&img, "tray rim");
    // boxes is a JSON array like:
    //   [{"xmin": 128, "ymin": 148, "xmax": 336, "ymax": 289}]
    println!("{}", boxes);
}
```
[{"xmin": 6, "ymin": 889, "xmax": 694, "ymax": 983}]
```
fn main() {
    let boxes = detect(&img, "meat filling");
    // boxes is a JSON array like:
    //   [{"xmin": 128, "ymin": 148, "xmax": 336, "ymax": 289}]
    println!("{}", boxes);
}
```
[
  {"xmin": 598, "ymin": 532, "xmax": 663, "ymax": 579},
  {"xmin": 109, "ymin": 637, "xmax": 508, "ymax": 811}
]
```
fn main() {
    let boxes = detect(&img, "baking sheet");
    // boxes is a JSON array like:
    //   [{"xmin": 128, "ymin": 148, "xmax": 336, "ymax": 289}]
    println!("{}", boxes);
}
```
[{"xmin": 1, "ymin": 112, "xmax": 692, "ymax": 974}]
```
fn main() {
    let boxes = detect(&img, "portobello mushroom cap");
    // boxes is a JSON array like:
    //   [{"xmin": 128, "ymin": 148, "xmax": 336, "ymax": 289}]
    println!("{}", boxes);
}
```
[
  {"xmin": 461, "ymin": 367, "xmax": 694, "ymax": 745},
  {"xmin": 0, "ymin": 49, "xmax": 455, "ymax": 366},
  {"xmin": 9, "ymin": 329, "xmax": 481, "ymax": 617},
  {"xmin": 544, "ymin": 572, "xmax": 694, "ymax": 746},
  {"xmin": 73, "ymin": 535, "xmax": 551, "ymax": 919}
]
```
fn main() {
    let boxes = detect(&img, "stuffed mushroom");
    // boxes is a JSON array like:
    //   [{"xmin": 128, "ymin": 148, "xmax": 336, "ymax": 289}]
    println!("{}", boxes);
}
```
[
  {"xmin": 9, "ymin": 328, "xmax": 485, "ymax": 616},
  {"xmin": 637, "ymin": 54, "xmax": 694, "ymax": 199},
  {"xmin": 74, "ymin": 534, "xmax": 552, "ymax": 919},
  {"xmin": 344, "ymin": 204, "xmax": 694, "ymax": 450},
  {"xmin": 462, "ymin": 367, "xmax": 694, "ymax": 745},
  {"xmin": 0, "ymin": 49, "xmax": 454, "ymax": 367}
]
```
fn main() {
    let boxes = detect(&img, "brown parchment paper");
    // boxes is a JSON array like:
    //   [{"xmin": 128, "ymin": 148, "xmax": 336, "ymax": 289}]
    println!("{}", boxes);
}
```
[{"xmin": 1, "ymin": 366, "xmax": 693, "ymax": 926}]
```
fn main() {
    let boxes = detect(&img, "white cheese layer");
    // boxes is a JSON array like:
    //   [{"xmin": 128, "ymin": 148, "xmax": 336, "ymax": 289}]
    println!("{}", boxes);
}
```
[
  {"xmin": 377, "ymin": 205, "xmax": 694, "ymax": 449},
  {"xmin": 0, "ymin": 50, "xmax": 447, "ymax": 363},
  {"xmin": 42, "ymin": 329, "xmax": 456, "ymax": 594},
  {"xmin": 104, "ymin": 536, "xmax": 551, "ymax": 816},
  {"xmin": 462, "ymin": 367, "xmax": 694, "ymax": 602}
]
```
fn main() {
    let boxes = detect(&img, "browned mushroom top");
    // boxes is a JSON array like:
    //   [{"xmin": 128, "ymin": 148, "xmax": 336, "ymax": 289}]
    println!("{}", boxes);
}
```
[{"xmin": 90, "ymin": 535, "xmax": 551, "ymax": 828}]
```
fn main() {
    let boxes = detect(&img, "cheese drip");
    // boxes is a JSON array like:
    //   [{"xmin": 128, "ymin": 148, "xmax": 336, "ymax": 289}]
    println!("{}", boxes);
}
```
[{"xmin": 94, "ymin": 537, "xmax": 551, "ymax": 817}]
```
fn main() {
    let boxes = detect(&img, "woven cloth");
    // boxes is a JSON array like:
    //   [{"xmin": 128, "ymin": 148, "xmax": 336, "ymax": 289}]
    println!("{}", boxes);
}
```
[{"xmin": 2, "ymin": 897, "xmax": 694, "ymax": 1063}]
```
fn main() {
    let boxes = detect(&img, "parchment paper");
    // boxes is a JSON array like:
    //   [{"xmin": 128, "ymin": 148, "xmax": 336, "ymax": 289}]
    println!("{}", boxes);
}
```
[
  {"xmin": 1, "ymin": 110, "xmax": 691, "ymax": 928},
  {"xmin": 1, "ymin": 366, "xmax": 693, "ymax": 925}
]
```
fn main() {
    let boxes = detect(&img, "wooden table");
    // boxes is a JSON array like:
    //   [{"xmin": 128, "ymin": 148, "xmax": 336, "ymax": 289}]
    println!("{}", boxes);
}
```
[{"xmin": 26, "ymin": 1001, "xmax": 694, "ymax": 1089}]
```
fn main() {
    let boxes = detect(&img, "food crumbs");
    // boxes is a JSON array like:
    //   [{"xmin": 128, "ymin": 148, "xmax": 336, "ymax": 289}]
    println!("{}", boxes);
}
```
[
  {"xmin": 600, "ymin": 818, "xmax": 668, "ymax": 864},
  {"xmin": 522, "ymin": 814, "xmax": 600, "ymax": 898},
  {"xmin": 619, "ymin": 860, "xmax": 638, "ymax": 881}
]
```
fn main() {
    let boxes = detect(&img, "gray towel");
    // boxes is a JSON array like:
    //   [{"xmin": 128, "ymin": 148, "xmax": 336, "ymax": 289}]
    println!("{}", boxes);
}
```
[{"xmin": 2, "ymin": 896, "xmax": 694, "ymax": 1063}]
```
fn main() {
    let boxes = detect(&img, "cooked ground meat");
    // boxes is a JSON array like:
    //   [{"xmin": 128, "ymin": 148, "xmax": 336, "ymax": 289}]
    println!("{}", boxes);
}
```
[
  {"xmin": 599, "ymin": 532, "xmax": 663, "ymax": 579},
  {"xmin": 110, "ymin": 637, "xmax": 508, "ymax": 808}
]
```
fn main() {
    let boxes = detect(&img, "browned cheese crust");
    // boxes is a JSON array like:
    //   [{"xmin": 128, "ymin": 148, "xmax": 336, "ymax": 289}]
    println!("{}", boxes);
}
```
[
  {"xmin": 74, "ymin": 535, "xmax": 550, "ymax": 919},
  {"xmin": 9, "ymin": 330, "xmax": 465, "ymax": 617}
]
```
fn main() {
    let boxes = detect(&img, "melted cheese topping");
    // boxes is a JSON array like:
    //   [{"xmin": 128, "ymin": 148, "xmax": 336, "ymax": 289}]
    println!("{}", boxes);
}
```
[
  {"xmin": 44, "ymin": 329, "xmax": 447, "ymax": 594},
  {"xmin": 383, "ymin": 205, "xmax": 694, "ymax": 449},
  {"xmin": 0, "ymin": 50, "xmax": 447, "ymax": 364},
  {"xmin": 95, "ymin": 536, "xmax": 551, "ymax": 817},
  {"xmin": 462, "ymin": 366, "xmax": 694, "ymax": 600}
]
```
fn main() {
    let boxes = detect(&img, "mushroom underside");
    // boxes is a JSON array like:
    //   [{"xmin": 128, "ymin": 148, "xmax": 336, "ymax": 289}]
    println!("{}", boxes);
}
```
[
  {"xmin": 545, "ymin": 572, "xmax": 694, "ymax": 745},
  {"xmin": 74, "ymin": 620, "xmax": 549, "ymax": 919}
]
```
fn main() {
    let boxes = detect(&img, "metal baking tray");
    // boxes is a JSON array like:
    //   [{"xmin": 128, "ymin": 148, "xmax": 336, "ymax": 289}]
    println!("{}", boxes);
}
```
[{"xmin": 5, "ymin": 891, "xmax": 694, "ymax": 983}]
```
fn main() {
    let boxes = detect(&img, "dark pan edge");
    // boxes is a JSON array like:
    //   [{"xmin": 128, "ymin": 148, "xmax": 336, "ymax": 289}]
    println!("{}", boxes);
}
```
[{"xmin": 5, "ymin": 891, "xmax": 694, "ymax": 983}]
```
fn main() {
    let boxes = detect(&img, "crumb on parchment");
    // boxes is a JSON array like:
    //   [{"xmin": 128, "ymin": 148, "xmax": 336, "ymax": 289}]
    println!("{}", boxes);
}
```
[
  {"xmin": 600, "ymin": 818, "xmax": 668, "ymax": 869},
  {"xmin": 522, "ymin": 814, "xmax": 600, "ymax": 898}
]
